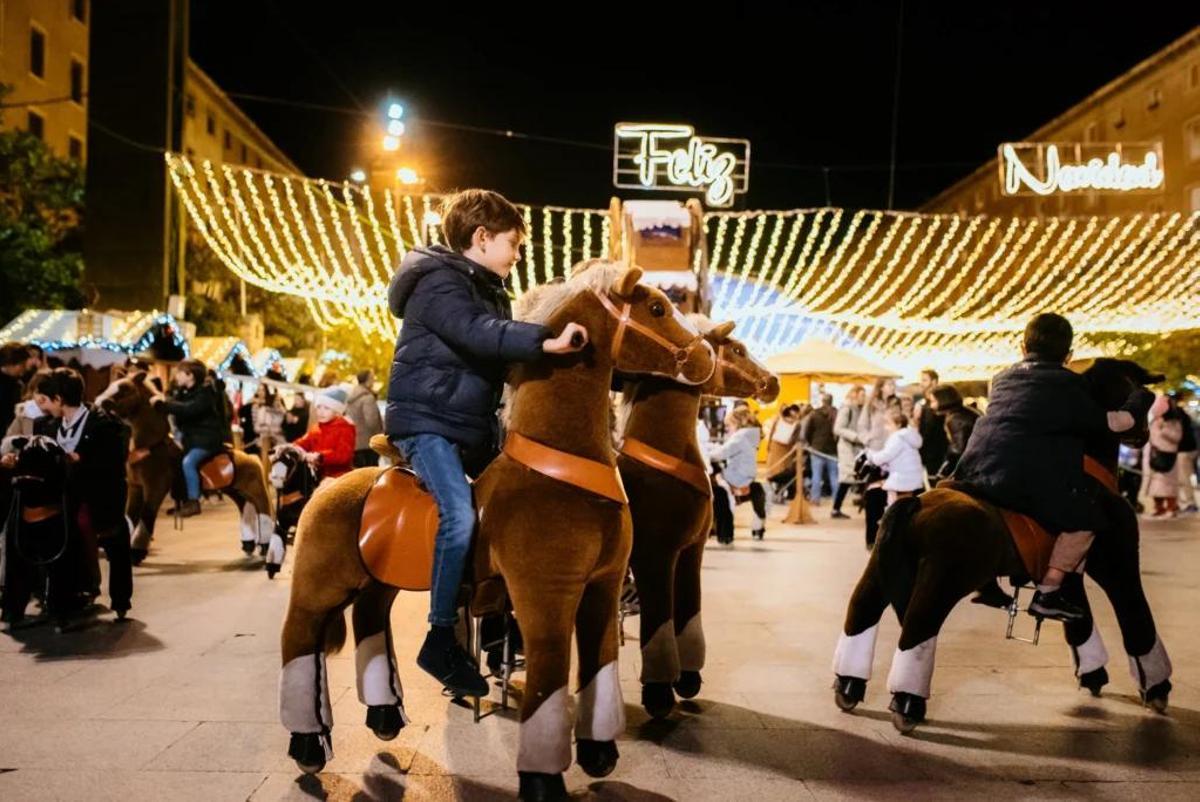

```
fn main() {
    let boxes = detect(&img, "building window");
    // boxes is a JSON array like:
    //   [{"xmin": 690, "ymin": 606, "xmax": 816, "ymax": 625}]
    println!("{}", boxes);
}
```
[
  {"xmin": 70, "ymin": 59, "xmax": 84, "ymax": 104},
  {"xmin": 240, "ymin": 143, "xmax": 248, "ymax": 162},
  {"xmin": 1084, "ymin": 123, "xmax": 1100, "ymax": 142},
  {"xmin": 68, "ymin": 135, "xmax": 83, "ymax": 162},
  {"xmin": 185, "ymin": 93, "xmax": 195, "ymax": 117},
  {"xmin": 1190, "ymin": 185, "xmax": 1200, "ymax": 213},
  {"xmin": 71, "ymin": 0, "xmax": 87, "ymax": 23},
  {"xmin": 1187, "ymin": 118, "xmax": 1200, "ymax": 161},
  {"xmin": 224, "ymin": 130, "xmax": 232, "ymax": 150},
  {"xmin": 1112, "ymin": 108, "xmax": 1125, "ymax": 130},
  {"xmin": 30, "ymin": 26, "xmax": 46, "ymax": 78},
  {"xmin": 27, "ymin": 111, "xmax": 44, "ymax": 140},
  {"xmin": 255, "ymin": 155, "xmax": 263, "ymax": 169},
  {"xmin": 1147, "ymin": 86, "xmax": 1162, "ymax": 111},
  {"xmin": 206, "ymin": 113, "xmax": 215, "ymax": 136}
]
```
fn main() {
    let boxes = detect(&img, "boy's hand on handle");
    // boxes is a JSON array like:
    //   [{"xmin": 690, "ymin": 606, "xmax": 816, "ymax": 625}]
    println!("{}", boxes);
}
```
[{"xmin": 543, "ymin": 322, "xmax": 589, "ymax": 354}]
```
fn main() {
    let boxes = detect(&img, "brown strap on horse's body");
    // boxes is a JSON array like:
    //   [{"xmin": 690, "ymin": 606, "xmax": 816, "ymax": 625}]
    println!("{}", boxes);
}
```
[
  {"xmin": 503, "ymin": 431, "xmax": 627, "ymax": 504},
  {"xmin": 589, "ymin": 288, "xmax": 706, "ymax": 368},
  {"xmin": 279, "ymin": 490, "xmax": 305, "ymax": 507},
  {"xmin": 620, "ymin": 437, "xmax": 712, "ymax": 497},
  {"xmin": 21, "ymin": 505, "xmax": 60, "ymax": 524},
  {"xmin": 1083, "ymin": 455, "xmax": 1119, "ymax": 495},
  {"xmin": 713, "ymin": 343, "xmax": 769, "ymax": 397}
]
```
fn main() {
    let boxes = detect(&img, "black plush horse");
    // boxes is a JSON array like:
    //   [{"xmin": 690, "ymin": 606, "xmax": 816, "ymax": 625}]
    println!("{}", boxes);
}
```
[
  {"xmin": 1, "ymin": 436, "xmax": 78, "ymax": 630},
  {"xmin": 265, "ymin": 444, "xmax": 319, "ymax": 579},
  {"xmin": 832, "ymin": 358, "xmax": 1171, "ymax": 733}
]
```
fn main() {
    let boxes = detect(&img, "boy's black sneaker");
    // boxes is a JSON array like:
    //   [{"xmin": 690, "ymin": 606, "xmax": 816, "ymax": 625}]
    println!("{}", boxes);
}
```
[
  {"xmin": 1027, "ymin": 589, "xmax": 1085, "ymax": 622},
  {"xmin": 418, "ymin": 626, "xmax": 489, "ymax": 697}
]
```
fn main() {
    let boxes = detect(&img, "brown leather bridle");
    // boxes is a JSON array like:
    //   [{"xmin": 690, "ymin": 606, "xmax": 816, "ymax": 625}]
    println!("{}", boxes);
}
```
[
  {"xmin": 713, "ymin": 343, "xmax": 772, "ymax": 398},
  {"xmin": 589, "ymin": 288, "xmax": 710, "ymax": 373}
]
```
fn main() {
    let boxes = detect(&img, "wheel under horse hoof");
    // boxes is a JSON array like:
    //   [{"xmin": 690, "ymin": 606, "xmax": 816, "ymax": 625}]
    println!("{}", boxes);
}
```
[
  {"xmin": 834, "ymin": 675, "xmax": 867, "ymax": 712},
  {"xmin": 576, "ymin": 738, "xmax": 619, "ymax": 777},
  {"xmin": 365, "ymin": 703, "xmax": 406, "ymax": 740},
  {"xmin": 642, "ymin": 682, "xmax": 676, "ymax": 719},
  {"xmin": 674, "ymin": 670, "xmax": 702, "ymax": 699},
  {"xmin": 889, "ymin": 692, "xmax": 926, "ymax": 734},
  {"xmin": 1142, "ymin": 679, "xmax": 1171, "ymax": 714},
  {"xmin": 518, "ymin": 771, "xmax": 569, "ymax": 802},
  {"xmin": 1079, "ymin": 666, "xmax": 1109, "ymax": 697},
  {"xmin": 287, "ymin": 732, "xmax": 331, "ymax": 775}
]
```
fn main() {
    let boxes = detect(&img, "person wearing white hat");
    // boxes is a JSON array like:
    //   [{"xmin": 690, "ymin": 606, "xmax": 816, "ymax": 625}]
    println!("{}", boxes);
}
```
[{"xmin": 293, "ymin": 387, "xmax": 356, "ymax": 480}]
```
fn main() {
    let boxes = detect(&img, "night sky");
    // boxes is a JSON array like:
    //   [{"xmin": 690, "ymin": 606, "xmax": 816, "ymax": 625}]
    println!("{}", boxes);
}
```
[{"xmin": 189, "ymin": 2, "xmax": 1200, "ymax": 211}]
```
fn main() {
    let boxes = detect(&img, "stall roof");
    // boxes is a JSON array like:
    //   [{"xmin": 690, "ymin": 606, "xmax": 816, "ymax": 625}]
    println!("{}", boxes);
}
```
[
  {"xmin": 765, "ymin": 339, "xmax": 899, "ymax": 378},
  {"xmin": 0, "ymin": 309, "xmax": 190, "ymax": 356}
]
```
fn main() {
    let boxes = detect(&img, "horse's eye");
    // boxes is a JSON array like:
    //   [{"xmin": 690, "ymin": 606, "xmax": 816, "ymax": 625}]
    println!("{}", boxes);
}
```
[
  {"xmin": 650, "ymin": 301, "xmax": 666, "ymax": 317},
  {"xmin": 735, "ymin": 347, "xmax": 745, "ymax": 356}
]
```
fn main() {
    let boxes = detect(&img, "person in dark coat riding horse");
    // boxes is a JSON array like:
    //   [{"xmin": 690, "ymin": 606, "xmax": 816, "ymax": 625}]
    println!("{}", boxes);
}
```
[
  {"xmin": 952, "ymin": 313, "xmax": 1154, "ymax": 621},
  {"xmin": 161, "ymin": 359, "xmax": 228, "ymax": 518},
  {"xmin": 385, "ymin": 189, "xmax": 588, "ymax": 697}
]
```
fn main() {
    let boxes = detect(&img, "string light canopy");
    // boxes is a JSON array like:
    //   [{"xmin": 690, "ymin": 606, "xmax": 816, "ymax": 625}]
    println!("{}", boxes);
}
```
[{"xmin": 166, "ymin": 154, "xmax": 1198, "ymax": 379}]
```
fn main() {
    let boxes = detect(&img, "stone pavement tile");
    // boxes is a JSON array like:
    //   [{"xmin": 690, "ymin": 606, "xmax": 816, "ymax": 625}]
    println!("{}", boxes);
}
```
[
  {"xmin": 0, "ymin": 652, "xmax": 88, "ymax": 683},
  {"xmin": 406, "ymin": 718, "xmax": 523, "ymax": 777},
  {"xmin": 624, "ymin": 693, "xmax": 766, "ymax": 731},
  {"xmin": 1060, "ymin": 781, "xmax": 1200, "ymax": 799},
  {"xmin": 0, "ymin": 677, "xmax": 142, "ymax": 720},
  {"xmin": 651, "ymin": 777, "xmax": 812, "ymax": 801},
  {"xmin": 250, "ymin": 772, "xmax": 521, "ymax": 801},
  {"xmin": 742, "ymin": 691, "xmax": 903, "ymax": 732},
  {"xmin": 805, "ymin": 779, "xmax": 1079, "ymax": 800},
  {"xmin": 654, "ymin": 727, "xmax": 932, "ymax": 782},
  {"xmin": 144, "ymin": 719, "xmax": 424, "ymax": 775},
  {"xmin": 0, "ymin": 769, "xmax": 268, "ymax": 802},
  {"xmin": 698, "ymin": 661, "xmax": 826, "ymax": 695},
  {"xmin": 0, "ymin": 719, "xmax": 196, "ymax": 771}
]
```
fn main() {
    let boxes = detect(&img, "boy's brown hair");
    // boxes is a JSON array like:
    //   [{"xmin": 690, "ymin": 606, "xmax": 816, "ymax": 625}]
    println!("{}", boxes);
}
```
[{"xmin": 440, "ymin": 189, "xmax": 526, "ymax": 253}]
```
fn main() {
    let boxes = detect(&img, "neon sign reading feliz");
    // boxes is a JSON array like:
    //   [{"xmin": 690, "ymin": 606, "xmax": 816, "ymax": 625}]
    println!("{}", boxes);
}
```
[
  {"xmin": 1000, "ymin": 143, "xmax": 1165, "ymax": 196},
  {"xmin": 616, "ymin": 124, "xmax": 744, "ymax": 207}
]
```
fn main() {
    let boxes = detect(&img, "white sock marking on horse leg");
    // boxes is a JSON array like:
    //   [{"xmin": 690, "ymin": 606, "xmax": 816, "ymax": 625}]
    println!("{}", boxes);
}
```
[
  {"xmin": 575, "ymin": 661, "xmax": 624, "ymax": 741},
  {"xmin": 1128, "ymin": 634, "xmax": 1172, "ymax": 690},
  {"xmin": 280, "ymin": 653, "xmax": 333, "ymax": 734},
  {"xmin": 239, "ymin": 502, "xmax": 257, "ymax": 545},
  {"xmin": 1070, "ymin": 624, "xmax": 1109, "ymax": 676},
  {"xmin": 886, "ymin": 636, "xmax": 937, "ymax": 698},
  {"xmin": 833, "ymin": 623, "xmax": 879, "ymax": 680},
  {"xmin": 356, "ymin": 631, "xmax": 403, "ymax": 707},
  {"xmin": 517, "ymin": 686, "xmax": 572, "ymax": 774},
  {"xmin": 640, "ymin": 619, "xmax": 680, "ymax": 683},
  {"xmin": 258, "ymin": 513, "xmax": 274, "ymax": 545},
  {"xmin": 266, "ymin": 533, "xmax": 286, "ymax": 567},
  {"xmin": 676, "ymin": 613, "xmax": 706, "ymax": 672}
]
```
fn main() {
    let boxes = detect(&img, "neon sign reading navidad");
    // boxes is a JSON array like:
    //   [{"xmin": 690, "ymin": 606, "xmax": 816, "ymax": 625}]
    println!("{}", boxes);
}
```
[
  {"xmin": 999, "ymin": 142, "xmax": 1165, "ymax": 196},
  {"xmin": 613, "ymin": 123, "xmax": 750, "ymax": 207}
]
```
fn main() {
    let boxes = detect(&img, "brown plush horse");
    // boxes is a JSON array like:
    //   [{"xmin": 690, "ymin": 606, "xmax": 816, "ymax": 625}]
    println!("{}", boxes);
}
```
[
  {"xmin": 96, "ymin": 372, "xmax": 274, "ymax": 563},
  {"xmin": 619, "ymin": 317, "xmax": 779, "ymax": 719},
  {"xmin": 277, "ymin": 263, "xmax": 715, "ymax": 801},
  {"xmin": 832, "ymin": 358, "xmax": 1171, "ymax": 733}
]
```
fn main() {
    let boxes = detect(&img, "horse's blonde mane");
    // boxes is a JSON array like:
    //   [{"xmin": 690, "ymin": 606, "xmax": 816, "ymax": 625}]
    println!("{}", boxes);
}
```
[
  {"xmin": 514, "ymin": 259, "xmax": 629, "ymax": 324},
  {"xmin": 685, "ymin": 313, "xmax": 719, "ymax": 336}
]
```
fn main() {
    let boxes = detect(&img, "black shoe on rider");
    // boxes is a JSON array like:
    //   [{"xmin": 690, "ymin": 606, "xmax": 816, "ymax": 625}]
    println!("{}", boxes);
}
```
[
  {"xmin": 1028, "ymin": 588, "xmax": 1085, "ymax": 622},
  {"xmin": 417, "ymin": 626, "xmax": 489, "ymax": 697}
]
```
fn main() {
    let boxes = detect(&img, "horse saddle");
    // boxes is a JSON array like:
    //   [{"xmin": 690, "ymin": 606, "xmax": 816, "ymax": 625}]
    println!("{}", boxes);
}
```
[
  {"xmin": 199, "ymin": 451, "xmax": 236, "ymax": 492},
  {"xmin": 358, "ymin": 467, "xmax": 440, "ymax": 591}
]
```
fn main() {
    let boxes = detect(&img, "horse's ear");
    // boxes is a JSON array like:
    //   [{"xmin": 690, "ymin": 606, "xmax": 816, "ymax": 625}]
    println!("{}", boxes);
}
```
[
  {"xmin": 614, "ymin": 266, "xmax": 644, "ymax": 299},
  {"xmin": 1144, "ymin": 370, "xmax": 1166, "ymax": 385},
  {"xmin": 712, "ymin": 321, "xmax": 736, "ymax": 340}
]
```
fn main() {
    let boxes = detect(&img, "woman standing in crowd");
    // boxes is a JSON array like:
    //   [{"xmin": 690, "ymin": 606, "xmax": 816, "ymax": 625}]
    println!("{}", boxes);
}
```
[
  {"xmin": 162, "ymin": 359, "xmax": 227, "ymax": 518},
  {"xmin": 856, "ymin": 377, "xmax": 898, "ymax": 548},
  {"xmin": 252, "ymin": 384, "xmax": 287, "ymax": 473},
  {"xmin": 710, "ymin": 406, "xmax": 768, "ymax": 542},
  {"xmin": 282, "ymin": 392, "xmax": 310, "ymax": 442},
  {"xmin": 1146, "ymin": 394, "xmax": 1183, "ymax": 518},
  {"xmin": 832, "ymin": 385, "xmax": 864, "ymax": 519},
  {"xmin": 346, "ymin": 369, "xmax": 385, "ymax": 468},
  {"xmin": 930, "ymin": 384, "xmax": 980, "ymax": 479},
  {"xmin": 765, "ymin": 403, "xmax": 801, "ymax": 502}
]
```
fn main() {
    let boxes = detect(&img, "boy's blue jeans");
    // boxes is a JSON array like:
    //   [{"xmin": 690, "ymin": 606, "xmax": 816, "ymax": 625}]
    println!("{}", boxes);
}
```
[
  {"xmin": 181, "ymin": 447, "xmax": 215, "ymax": 500},
  {"xmin": 396, "ymin": 433, "xmax": 475, "ymax": 627}
]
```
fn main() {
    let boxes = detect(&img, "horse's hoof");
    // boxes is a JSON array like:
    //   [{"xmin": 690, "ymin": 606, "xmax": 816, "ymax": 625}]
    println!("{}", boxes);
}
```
[
  {"xmin": 287, "ymin": 732, "xmax": 330, "ymax": 774},
  {"xmin": 1141, "ymin": 679, "xmax": 1171, "ymax": 714},
  {"xmin": 365, "ymin": 704, "xmax": 406, "ymax": 741},
  {"xmin": 888, "ymin": 692, "xmax": 926, "ymax": 734},
  {"xmin": 1079, "ymin": 666, "xmax": 1108, "ymax": 697},
  {"xmin": 674, "ymin": 670, "xmax": 702, "ymax": 699},
  {"xmin": 240, "ymin": 541, "xmax": 255, "ymax": 555},
  {"xmin": 576, "ymin": 738, "xmax": 619, "ymax": 778},
  {"xmin": 517, "ymin": 771, "xmax": 568, "ymax": 801},
  {"xmin": 642, "ymin": 682, "xmax": 675, "ymax": 719},
  {"xmin": 265, "ymin": 563, "xmax": 280, "ymax": 579},
  {"xmin": 833, "ymin": 675, "xmax": 867, "ymax": 712},
  {"xmin": 115, "ymin": 609, "xmax": 128, "ymax": 622},
  {"xmin": 258, "ymin": 543, "xmax": 269, "ymax": 557}
]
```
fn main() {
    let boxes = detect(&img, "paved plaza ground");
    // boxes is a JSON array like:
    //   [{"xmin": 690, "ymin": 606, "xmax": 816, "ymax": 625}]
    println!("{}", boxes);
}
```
[{"xmin": 1, "ymin": 495, "xmax": 1198, "ymax": 801}]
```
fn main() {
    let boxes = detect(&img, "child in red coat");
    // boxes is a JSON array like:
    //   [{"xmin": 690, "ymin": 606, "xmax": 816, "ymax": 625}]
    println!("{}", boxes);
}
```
[{"xmin": 295, "ymin": 388, "xmax": 356, "ymax": 480}]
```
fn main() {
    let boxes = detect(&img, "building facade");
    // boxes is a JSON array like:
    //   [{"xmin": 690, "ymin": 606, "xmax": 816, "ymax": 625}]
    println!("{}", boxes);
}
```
[
  {"xmin": 924, "ymin": 26, "xmax": 1200, "ymax": 217},
  {"xmin": 0, "ymin": 0, "xmax": 90, "ymax": 162},
  {"xmin": 182, "ymin": 60, "xmax": 296, "ymax": 174}
]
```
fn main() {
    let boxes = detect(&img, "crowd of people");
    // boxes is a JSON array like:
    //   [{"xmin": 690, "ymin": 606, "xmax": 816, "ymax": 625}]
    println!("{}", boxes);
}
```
[{"xmin": 0, "ymin": 338, "xmax": 388, "ymax": 629}]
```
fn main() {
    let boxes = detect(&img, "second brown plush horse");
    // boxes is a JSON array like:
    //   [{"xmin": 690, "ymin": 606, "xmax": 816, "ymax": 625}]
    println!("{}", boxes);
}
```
[{"xmin": 619, "ymin": 318, "xmax": 779, "ymax": 718}]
